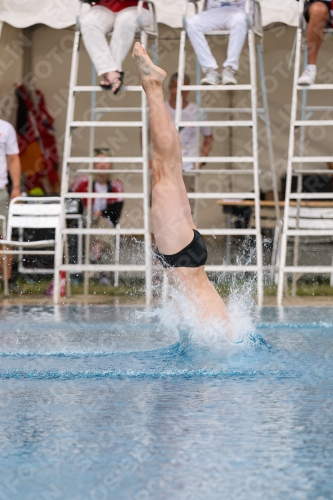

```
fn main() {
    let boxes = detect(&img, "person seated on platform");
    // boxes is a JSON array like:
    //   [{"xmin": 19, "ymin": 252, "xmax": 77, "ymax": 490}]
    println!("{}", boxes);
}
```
[
  {"xmin": 186, "ymin": 0, "xmax": 251, "ymax": 86},
  {"xmin": 132, "ymin": 43, "xmax": 236, "ymax": 341},
  {"xmin": 297, "ymin": 0, "xmax": 332, "ymax": 85},
  {"xmin": 0, "ymin": 118, "xmax": 22, "ymax": 294},
  {"xmin": 166, "ymin": 72, "xmax": 213, "ymax": 195},
  {"xmin": 81, "ymin": 0, "xmax": 151, "ymax": 93},
  {"xmin": 70, "ymin": 148, "xmax": 124, "ymax": 286}
]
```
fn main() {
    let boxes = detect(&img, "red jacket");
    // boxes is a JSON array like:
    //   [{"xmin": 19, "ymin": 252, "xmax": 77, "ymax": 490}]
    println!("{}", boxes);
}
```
[
  {"xmin": 70, "ymin": 176, "xmax": 124, "ymax": 225},
  {"xmin": 70, "ymin": 176, "xmax": 124, "ymax": 205},
  {"xmin": 94, "ymin": 0, "xmax": 143, "ymax": 12}
]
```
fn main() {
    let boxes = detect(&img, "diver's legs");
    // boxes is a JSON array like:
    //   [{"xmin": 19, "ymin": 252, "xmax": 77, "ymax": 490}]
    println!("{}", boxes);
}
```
[{"xmin": 132, "ymin": 42, "xmax": 195, "ymax": 255}]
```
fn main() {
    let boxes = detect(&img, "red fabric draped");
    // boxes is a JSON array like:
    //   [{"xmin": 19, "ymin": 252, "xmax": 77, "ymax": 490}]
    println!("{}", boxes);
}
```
[{"xmin": 16, "ymin": 85, "xmax": 59, "ymax": 192}]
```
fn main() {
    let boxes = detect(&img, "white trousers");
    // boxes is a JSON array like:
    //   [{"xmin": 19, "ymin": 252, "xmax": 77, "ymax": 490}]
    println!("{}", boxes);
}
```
[
  {"xmin": 81, "ymin": 6, "xmax": 151, "ymax": 76},
  {"xmin": 186, "ymin": 6, "xmax": 248, "ymax": 72}
]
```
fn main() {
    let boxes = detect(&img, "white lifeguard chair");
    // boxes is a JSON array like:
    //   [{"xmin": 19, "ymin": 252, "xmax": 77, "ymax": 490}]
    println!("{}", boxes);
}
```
[
  {"xmin": 174, "ymin": 0, "xmax": 280, "ymax": 305},
  {"xmin": 54, "ymin": 0, "xmax": 158, "ymax": 303},
  {"xmin": 277, "ymin": 0, "xmax": 333, "ymax": 304}
]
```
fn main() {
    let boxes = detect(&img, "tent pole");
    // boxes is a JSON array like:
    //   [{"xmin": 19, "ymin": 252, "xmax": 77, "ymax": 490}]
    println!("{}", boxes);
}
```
[{"xmin": 22, "ymin": 27, "xmax": 33, "ymax": 85}]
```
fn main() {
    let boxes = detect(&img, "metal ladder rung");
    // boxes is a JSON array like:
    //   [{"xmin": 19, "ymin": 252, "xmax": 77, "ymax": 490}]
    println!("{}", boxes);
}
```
[
  {"xmin": 73, "ymin": 85, "xmax": 142, "ymax": 92},
  {"xmin": 205, "ymin": 265, "xmax": 260, "ymax": 272},
  {"xmin": 282, "ymin": 266, "xmax": 333, "ymax": 272},
  {"xmin": 293, "ymin": 169, "xmax": 333, "ymax": 175},
  {"xmin": 289, "ymin": 193, "xmax": 333, "ymax": 200},
  {"xmin": 198, "ymin": 229, "xmax": 257, "ymax": 236},
  {"xmin": 181, "ymin": 156, "xmax": 254, "ymax": 163},
  {"xmin": 188, "ymin": 193, "xmax": 256, "ymax": 199},
  {"xmin": 202, "ymin": 107, "xmax": 262, "ymax": 114},
  {"xmin": 70, "ymin": 121, "xmax": 143, "ymax": 128},
  {"xmin": 179, "ymin": 120, "xmax": 253, "ymax": 127},
  {"xmin": 64, "ymin": 193, "xmax": 143, "ymax": 199},
  {"xmin": 286, "ymin": 229, "xmax": 333, "ymax": 236},
  {"xmin": 183, "ymin": 169, "xmax": 258, "ymax": 175},
  {"xmin": 296, "ymin": 84, "xmax": 333, "ymax": 90},
  {"xmin": 63, "ymin": 229, "xmax": 145, "ymax": 235},
  {"xmin": 292, "ymin": 157, "xmax": 333, "ymax": 163},
  {"xmin": 181, "ymin": 85, "xmax": 252, "ymax": 91},
  {"xmin": 68, "ymin": 157, "xmax": 143, "ymax": 163},
  {"xmin": 60, "ymin": 264, "xmax": 146, "ymax": 272},
  {"xmin": 75, "ymin": 169, "xmax": 143, "ymax": 174},
  {"xmin": 305, "ymin": 106, "xmax": 333, "ymax": 112},
  {"xmin": 93, "ymin": 107, "xmax": 141, "ymax": 113},
  {"xmin": 294, "ymin": 120, "xmax": 333, "ymax": 126}
]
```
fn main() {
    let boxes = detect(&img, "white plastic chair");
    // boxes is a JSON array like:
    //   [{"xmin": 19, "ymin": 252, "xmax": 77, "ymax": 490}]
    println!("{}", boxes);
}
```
[{"xmin": 0, "ymin": 197, "xmax": 61, "ymax": 302}]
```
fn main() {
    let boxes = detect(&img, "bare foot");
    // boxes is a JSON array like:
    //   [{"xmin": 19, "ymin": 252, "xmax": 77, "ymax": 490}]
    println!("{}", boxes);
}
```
[{"xmin": 132, "ymin": 42, "xmax": 166, "ymax": 88}]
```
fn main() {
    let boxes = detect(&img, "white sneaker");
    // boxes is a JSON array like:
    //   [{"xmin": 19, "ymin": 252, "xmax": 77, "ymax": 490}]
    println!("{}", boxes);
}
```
[
  {"xmin": 297, "ymin": 67, "xmax": 316, "ymax": 86},
  {"xmin": 200, "ymin": 69, "xmax": 221, "ymax": 85},
  {"xmin": 222, "ymin": 66, "xmax": 237, "ymax": 85}
]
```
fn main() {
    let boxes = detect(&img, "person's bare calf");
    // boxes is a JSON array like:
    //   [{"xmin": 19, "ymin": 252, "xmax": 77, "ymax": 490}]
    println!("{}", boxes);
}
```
[
  {"xmin": 307, "ymin": 2, "xmax": 329, "ymax": 64},
  {"xmin": 132, "ymin": 43, "xmax": 194, "ymax": 254},
  {"xmin": 299, "ymin": 2, "xmax": 330, "ymax": 85}
]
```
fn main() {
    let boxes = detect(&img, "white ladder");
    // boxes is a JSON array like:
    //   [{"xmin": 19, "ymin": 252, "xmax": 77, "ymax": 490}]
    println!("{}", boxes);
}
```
[
  {"xmin": 175, "ymin": 0, "xmax": 279, "ymax": 306},
  {"xmin": 54, "ymin": 0, "xmax": 158, "ymax": 304},
  {"xmin": 277, "ymin": 0, "xmax": 333, "ymax": 305}
]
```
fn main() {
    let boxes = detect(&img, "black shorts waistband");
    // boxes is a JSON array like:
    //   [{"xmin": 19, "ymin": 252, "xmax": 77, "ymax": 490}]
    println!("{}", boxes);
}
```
[{"xmin": 156, "ymin": 229, "xmax": 208, "ymax": 269}]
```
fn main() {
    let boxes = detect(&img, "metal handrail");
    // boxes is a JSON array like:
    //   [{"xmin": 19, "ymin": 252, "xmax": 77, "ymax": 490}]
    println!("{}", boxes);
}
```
[
  {"xmin": 137, "ymin": 0, "xmax": 158, "ymax": 37},
  {"xmin": 0, "ymin": 215, "xmax": 6, "ymax": 240}
]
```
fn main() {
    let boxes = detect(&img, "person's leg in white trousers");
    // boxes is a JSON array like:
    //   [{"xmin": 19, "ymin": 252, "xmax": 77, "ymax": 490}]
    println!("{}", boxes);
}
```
[
  {"xmin": 81, "ymin": 7, "xmax": 117, "ymax": 75},
  {"xmin": 81, "ymin": 6, "xmax": 151, "ymax": 91},
  {"xmin": 186, "ymin": 7, "xmax": 248, "ymax": 73}
]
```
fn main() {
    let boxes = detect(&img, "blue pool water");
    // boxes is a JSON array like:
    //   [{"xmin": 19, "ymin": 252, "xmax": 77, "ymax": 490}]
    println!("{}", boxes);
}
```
[{"xmin": 0, "ymin": 305, "xmax": 333, "ymax": 499}]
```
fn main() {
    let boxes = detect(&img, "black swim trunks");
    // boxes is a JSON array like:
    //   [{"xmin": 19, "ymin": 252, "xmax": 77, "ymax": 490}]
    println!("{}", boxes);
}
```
[
  {"xmin": 303, "ymin": 0, "xmax": 331, "ymax": 26},
  {"xmin": 156, "ymin": 229, "xmax": 208, "ymax": 269}
]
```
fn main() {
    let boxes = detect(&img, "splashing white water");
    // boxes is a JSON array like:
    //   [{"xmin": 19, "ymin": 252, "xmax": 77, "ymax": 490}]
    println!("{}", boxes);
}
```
[
  {"xmin": 138, "ymin": 240, "xmax": 258, "ymax": 349},
  {"xmin": 144, "ymin": 276, "xmax": 256, "ymax": 349}
]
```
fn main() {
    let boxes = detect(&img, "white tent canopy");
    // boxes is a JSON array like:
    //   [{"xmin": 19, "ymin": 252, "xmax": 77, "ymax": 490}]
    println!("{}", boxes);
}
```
[{"xmin": 0, "ymin": 0, "xmax": 298, "ymax": 30}]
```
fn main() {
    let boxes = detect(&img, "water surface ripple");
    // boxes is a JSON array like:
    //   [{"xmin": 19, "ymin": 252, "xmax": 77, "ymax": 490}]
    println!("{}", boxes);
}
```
[{"xmin": 0, "ymin": 305, "xmax": 332, "ymax": 500}]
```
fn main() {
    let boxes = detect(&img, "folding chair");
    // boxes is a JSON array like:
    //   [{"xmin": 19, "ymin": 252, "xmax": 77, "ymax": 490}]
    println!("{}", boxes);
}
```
[{"xmin": 0, "ymin": 197, "xmax": 61, "ymax": 303}]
